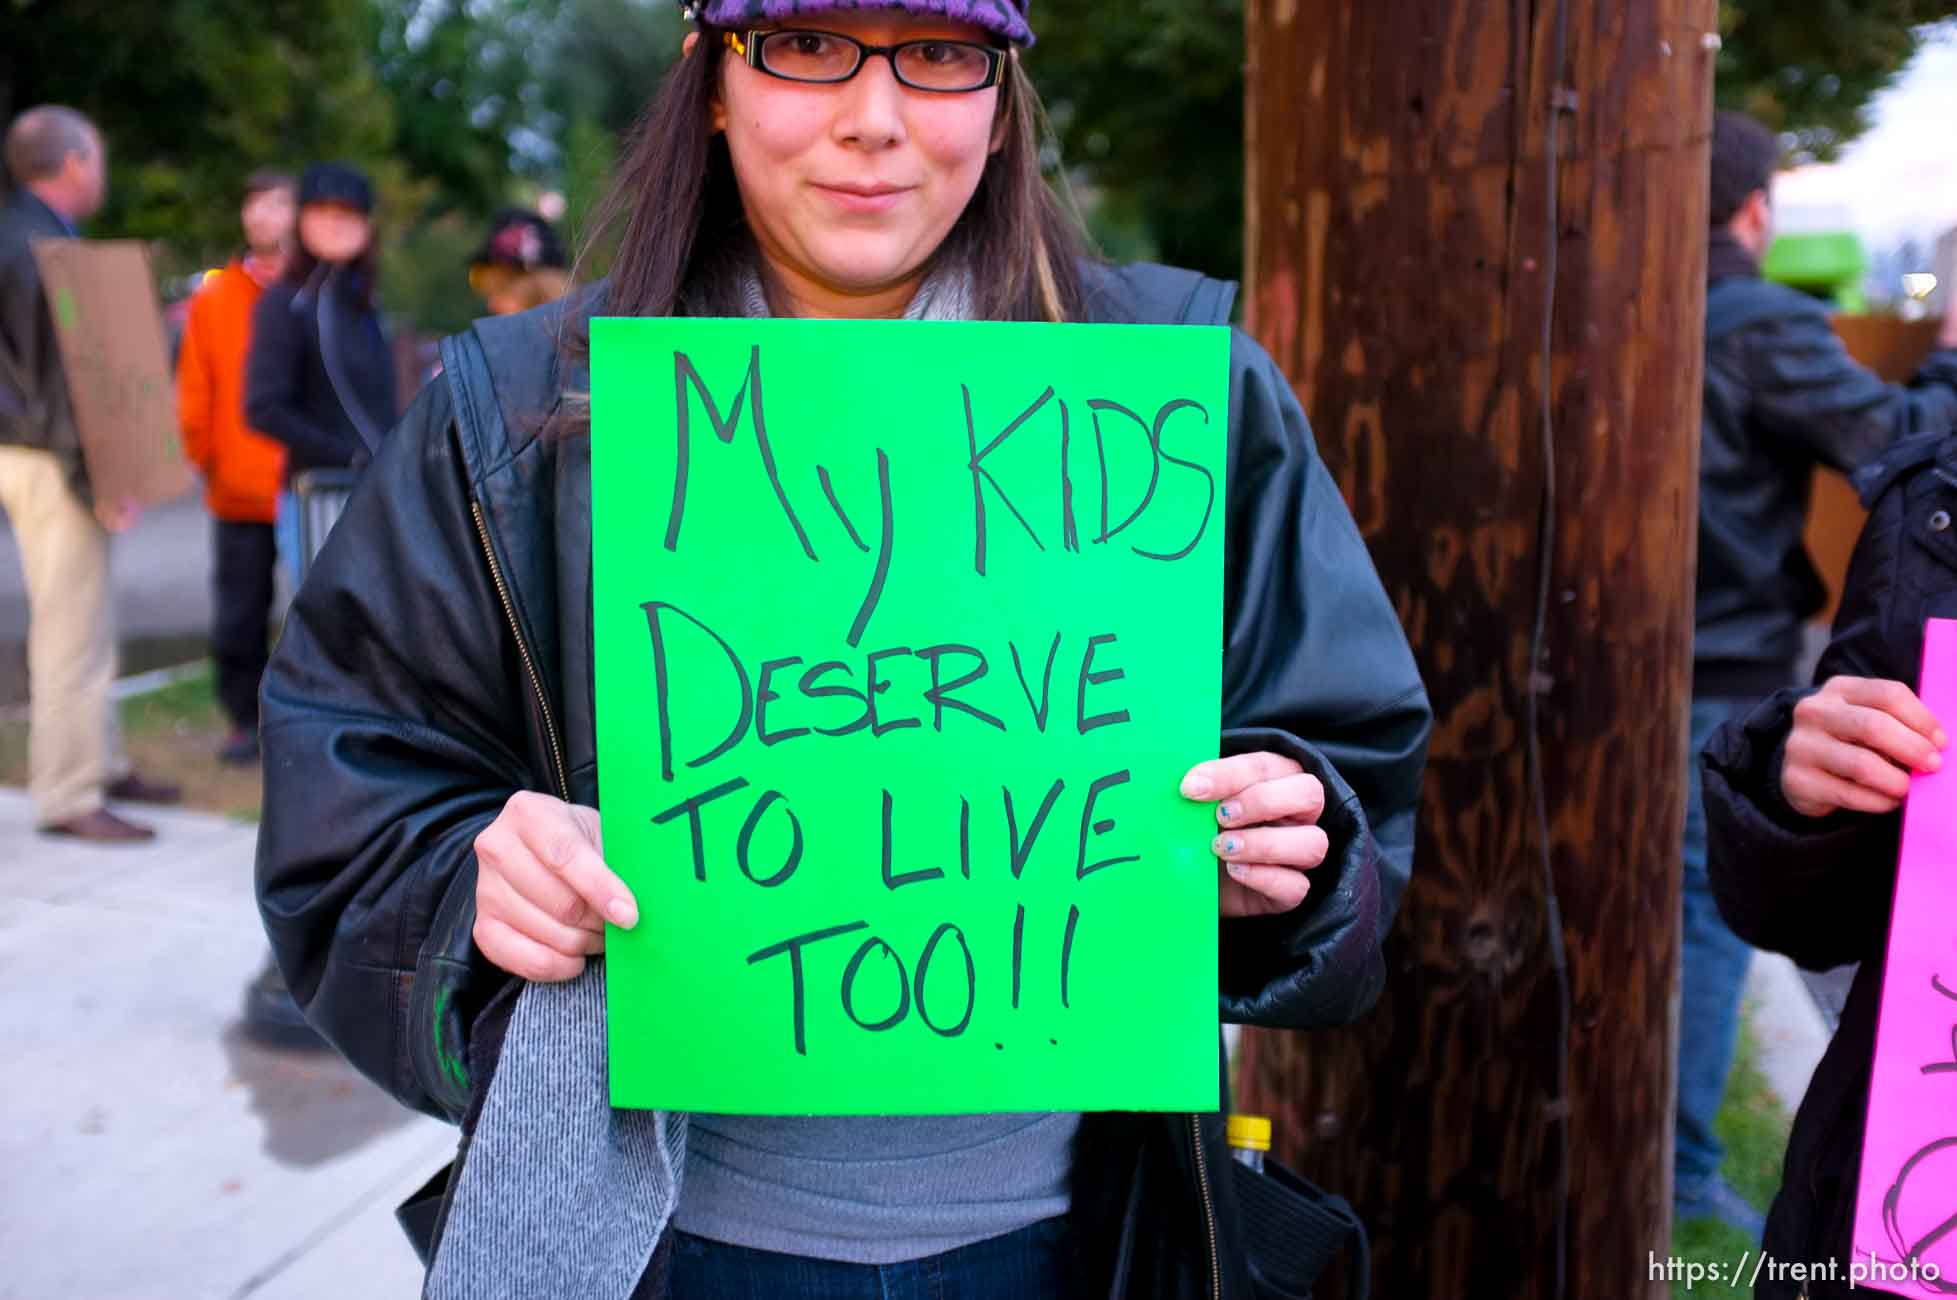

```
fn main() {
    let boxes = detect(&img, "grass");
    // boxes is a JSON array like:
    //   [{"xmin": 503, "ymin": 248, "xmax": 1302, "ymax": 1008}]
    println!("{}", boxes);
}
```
[
  {"xmin": 1669, "ymin": 1021, "xmax": 1797, "ymax": 1299},
  {"xmin": 0, "ymin": 661, "xmax": 263, "ymax": 820}
]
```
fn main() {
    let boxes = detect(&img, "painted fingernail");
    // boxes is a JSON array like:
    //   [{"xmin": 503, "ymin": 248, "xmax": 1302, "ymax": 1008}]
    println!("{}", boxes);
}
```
[
  {"xmin": 607, "ymin": 898, "xmax": 639, "ymax": 929},
  {"xmin": 1226, "ymin": 862, "xmax": 1250, "ymax": 881},
  {"xmin": 1182, "ymin": 775, "xmax": 1213, "ymax": 799},
  {"xmin": 1216, "ymin": 836, "xmax": 1241, "ymax": 856},
  {"xmin": 1218, "ymin": 803, "xmax": 1239, "ymax": 823}
]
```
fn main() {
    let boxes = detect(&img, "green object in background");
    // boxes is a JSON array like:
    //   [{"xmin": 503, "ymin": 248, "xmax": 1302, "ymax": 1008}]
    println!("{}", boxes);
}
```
[
  {"xmin": 1763, "ymin": 231, "xmax": 1870, "ymax": 313},
  {"xmin": 591, "ymin": 316, "xmax": 1230, "ymax": 1115}
]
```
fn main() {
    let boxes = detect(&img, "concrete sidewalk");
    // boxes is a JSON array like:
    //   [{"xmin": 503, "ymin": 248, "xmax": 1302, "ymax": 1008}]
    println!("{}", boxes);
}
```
[
  {"xmin": 0, "ymin": 791, "xmax": 451, "ymax": 1300},
  {"xmin": 1744, "ymin": 949, "xmax": 1836, "ymax": 1122}
]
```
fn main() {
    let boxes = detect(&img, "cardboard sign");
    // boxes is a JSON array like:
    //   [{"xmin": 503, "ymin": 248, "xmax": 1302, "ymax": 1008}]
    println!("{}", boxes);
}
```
[
  {"xmin": 591, "ymin": 317, "xmax": 1230, "ymax": 1115},
  {"xmin": 31, "ymin": 239, "xmax": 191, "ymax": 506},
  {"xmin": 1853, "ymin": 617, "xmax": 1957, "ymax": 1296}
]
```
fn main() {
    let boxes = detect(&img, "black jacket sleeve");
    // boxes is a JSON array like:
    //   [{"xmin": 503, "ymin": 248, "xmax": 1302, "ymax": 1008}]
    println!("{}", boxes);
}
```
[
  {"xmin": 1701, "ymin": 476, "xmax": 1915, "ymax": 972},
  {"xmin": 256, "ymin": 378, "xmax": 533, "ymax": 1118},
  {"xmin": 1746, "ymin": 304, "xmax": 1957, "ymax": 472},
  {"xmin": 0, "ymin": 237, "xmax": 89, "ymax": 501},
  {"xmin": 1215, "ymin": 330, "xmax": 1432, "ymax": 1029},
  {"xmin": 246, "ymin": 286, "xmax": 350, "ymax": 469}
]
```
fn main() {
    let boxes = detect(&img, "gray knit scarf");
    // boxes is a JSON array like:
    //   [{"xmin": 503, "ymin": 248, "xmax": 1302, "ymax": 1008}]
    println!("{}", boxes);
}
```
[{"xmin": 427, "ymin": 261, "xmax": 976, "ymax": 1300}]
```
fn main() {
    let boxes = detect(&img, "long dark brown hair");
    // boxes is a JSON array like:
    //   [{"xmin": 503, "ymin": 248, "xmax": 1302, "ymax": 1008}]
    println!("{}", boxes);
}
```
[{"xmin": 570, "ymin": 25, "xmax": 1092, "ymax": 335}]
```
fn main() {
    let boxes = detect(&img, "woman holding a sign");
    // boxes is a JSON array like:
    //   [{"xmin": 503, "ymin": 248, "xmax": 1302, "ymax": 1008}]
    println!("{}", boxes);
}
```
[
  {"xmin": 1703, "ymin": 429, "xmax": 1957, "ymax": 1299},
  {"xmin": 255, "ymin": 2, "xmax": 1432, "ymax": 1297}
]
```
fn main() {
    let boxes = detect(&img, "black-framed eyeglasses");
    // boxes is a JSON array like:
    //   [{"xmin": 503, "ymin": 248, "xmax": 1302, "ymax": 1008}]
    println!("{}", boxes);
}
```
[{"xmin": 724, "ymin": 29, "xmax": 1006, "ymax": 93}]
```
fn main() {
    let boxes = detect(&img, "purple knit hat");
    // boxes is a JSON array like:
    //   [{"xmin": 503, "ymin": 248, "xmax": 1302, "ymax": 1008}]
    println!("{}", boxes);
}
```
[{"xmin": 686, "ymin": 0, "xmax": 1034, "ymax": 47}]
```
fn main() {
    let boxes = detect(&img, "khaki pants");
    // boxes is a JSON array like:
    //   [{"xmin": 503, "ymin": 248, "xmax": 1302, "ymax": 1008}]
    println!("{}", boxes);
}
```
[{"xmin": 0, "ymin": 445, "xmax": 126, "ymax": 823}]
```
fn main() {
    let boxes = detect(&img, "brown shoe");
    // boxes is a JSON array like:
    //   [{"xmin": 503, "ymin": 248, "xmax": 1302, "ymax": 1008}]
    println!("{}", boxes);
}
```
[
  {"xmin": 40, "ymin": 808, "xmax": 157, "ymax": 843},
  {"xmin": 105, "ymin": 772, "xmax": 181, "ymax": 805}
]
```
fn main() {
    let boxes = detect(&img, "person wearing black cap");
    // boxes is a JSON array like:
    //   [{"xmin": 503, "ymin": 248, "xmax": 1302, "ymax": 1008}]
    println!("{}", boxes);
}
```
[
  {"xmin": 240, "ymin": 161, "xmax": 399, "ymax": 1043},
  {"xmin": 469, "ymin": 208, "xmax": 570, "ymax": 316},
  {"xmin": 244, "ymin": 162, "xmax": 398, "ymax": 510}
]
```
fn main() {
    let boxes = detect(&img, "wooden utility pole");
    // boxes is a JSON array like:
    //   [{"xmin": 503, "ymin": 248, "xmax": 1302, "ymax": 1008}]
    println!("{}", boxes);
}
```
[{"xmin": 1237, "ymin": 3, "xmax": 1717, "ymax": 1296}]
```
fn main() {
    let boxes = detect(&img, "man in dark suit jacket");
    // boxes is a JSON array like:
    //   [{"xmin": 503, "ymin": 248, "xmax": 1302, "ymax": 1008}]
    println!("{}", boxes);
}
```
[{"xmin": 0, "ymin": 104, "xmax": 177, "ymax": 841}]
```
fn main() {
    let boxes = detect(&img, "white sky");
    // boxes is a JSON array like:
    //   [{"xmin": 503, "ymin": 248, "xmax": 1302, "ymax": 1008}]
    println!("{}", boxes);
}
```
[{"xmin": 1775, "ymin": 23, "xmax": 1957, "ymax": 253}]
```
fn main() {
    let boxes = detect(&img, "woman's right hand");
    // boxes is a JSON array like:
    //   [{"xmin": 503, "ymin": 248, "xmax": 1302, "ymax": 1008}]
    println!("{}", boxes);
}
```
[
  {"xmin": 473, "ymin": 792, "xmax": 640, "ymax": 981},
  {"xmin": 1780, "ymin": 676, "xmax": 1946, "ymax": 818}
]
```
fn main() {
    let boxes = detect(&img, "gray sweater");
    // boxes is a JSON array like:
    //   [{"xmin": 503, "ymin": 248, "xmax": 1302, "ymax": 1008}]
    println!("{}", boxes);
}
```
[{"xmin": 675, "ymin": 1109, "xmax": 1078, "ymax": 1263}]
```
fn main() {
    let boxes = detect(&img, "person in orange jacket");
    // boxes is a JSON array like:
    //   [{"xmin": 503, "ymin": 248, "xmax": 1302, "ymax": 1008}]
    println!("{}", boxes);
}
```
[{"xmin": 176, "ymin": 169, "xmax": 296, "ymax": 764}]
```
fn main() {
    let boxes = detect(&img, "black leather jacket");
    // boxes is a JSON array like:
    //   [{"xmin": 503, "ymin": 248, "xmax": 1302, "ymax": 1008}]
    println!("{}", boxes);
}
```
[
  {"xmin": 1702, "ymin": 429, "xmax": 1957, "ymax": 1298},
  {"xmin": 0, "ymin": 189, "xmax": 88, "ymax": 501},
  {"xmin": 256, "ymin": 262, "xmax": 1432, "ymax": 1298},
  {"xmin": 1696, "ymin": 233, "xmax": 1957, "ymax": 696}
]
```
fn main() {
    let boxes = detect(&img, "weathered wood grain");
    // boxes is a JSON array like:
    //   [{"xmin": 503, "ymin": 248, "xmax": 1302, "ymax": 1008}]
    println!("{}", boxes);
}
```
[{"xmin": 1238, "ymin": 3, "xmax": 1716, "ymax": 1294}]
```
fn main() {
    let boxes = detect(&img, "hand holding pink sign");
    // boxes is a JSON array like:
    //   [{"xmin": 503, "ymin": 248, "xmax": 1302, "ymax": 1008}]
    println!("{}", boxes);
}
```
[{"xmin": 1854, "ymin": 618, "xmax": 1957, "ymax": 1297}]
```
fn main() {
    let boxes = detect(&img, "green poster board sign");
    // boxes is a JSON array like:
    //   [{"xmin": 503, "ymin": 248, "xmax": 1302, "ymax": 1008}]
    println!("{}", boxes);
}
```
[{"xmin": 592, "ymin": 317, "xmax": 1230, "ymax": 1115}]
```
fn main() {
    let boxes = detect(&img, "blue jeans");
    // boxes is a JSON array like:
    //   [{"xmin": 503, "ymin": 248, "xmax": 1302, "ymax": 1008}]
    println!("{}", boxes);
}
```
[
  {"xmin": 1676, "ymin": 694, "xmax": 1758, "ymax": 1194},
  {"xmin": 274, "ymin": 489, "xmax": 303, "ymax": 593},
  {"xmin": 667, "ymin": 1217, "xmax": 1074, "ymax": 1300}
]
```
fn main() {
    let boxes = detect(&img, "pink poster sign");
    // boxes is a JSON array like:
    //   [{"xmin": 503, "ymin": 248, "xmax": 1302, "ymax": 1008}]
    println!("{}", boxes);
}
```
[{"xmin": 1854, "ymin": 617, "xmax": 1957, "ymax": 1297}]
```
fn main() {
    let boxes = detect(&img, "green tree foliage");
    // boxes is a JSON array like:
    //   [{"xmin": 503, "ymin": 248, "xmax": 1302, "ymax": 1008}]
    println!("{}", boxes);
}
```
[
  {"xmin": 1716, "ymin": 1, "xmax": 1957, "ymax": 160},
  {"xmin": 1031, "ymin": 3, "xmax": 1955, "ymax": 282},
  {"xmin": 387, "ymin": 210, "xmax": 494, "ymax": 337},
  {"xmin": 1028, "ymin": 0, "xmax": 1245, "ymax": 281},
  {"xmin": 1, "ymin": 0, "xmax": 393, "ymax": 274},
  {"xmin": 26, "ymin": 0, "xmax": 1944, "ymax": 321},
  {"xmin": 535, "ymin": 0, "xmax": 679, "ymax": 280},
  {"xmin": 545, "ymin": 0, "xmax": 684, "ymax": 139},
  {"xmin": 560, "ymin": 114, "xmax": 625, "ymax": 278},
  {"xmin": 357, "ymin": 0, "xmax": 673, "ymax": 324},
  {"xmin": 373, "ymin": 0, "xmax": 561, "ymax": 212},
  {"xmin": 0, "ymin": 0, "xmax": 665, "ymax": 321}
]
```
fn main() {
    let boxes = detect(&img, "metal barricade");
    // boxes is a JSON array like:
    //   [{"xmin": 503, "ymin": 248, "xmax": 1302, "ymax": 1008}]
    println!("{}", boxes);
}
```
[{"xmin": 289, "ymin": 468, "xmax": 360, "ymax": 582}]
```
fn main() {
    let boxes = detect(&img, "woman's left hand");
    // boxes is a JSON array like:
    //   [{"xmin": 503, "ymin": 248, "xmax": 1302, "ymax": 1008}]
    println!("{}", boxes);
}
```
[{"xmin": 1182, "ymin": 752, "xmax": 1329, "ymax": 918}]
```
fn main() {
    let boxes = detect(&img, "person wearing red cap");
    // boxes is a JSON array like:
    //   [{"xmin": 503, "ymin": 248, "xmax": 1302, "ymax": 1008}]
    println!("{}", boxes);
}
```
[
  {"xmin": 256, "ymin": 4, "xmax": 1431, "ymax": 1297},
  {"xmin": 469, "ymin": 208, "xmax": 571, "ymax": 317}
]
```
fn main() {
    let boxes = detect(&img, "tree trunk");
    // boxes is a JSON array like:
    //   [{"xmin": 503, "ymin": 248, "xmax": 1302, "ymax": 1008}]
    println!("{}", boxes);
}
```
[{"xmin": 1237, "ymin": 3, "xmax": 1717, "ymax": 1295}]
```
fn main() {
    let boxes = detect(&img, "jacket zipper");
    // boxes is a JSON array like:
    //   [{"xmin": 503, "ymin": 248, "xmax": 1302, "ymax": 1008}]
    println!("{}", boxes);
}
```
[
  {"xmin": 1190, "ymin": 1113, "xmax": 1221, "ymax": 1298},
  {"xmin": 470, "ymin": 499, "xmax": 571, "ymax": 800}
]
